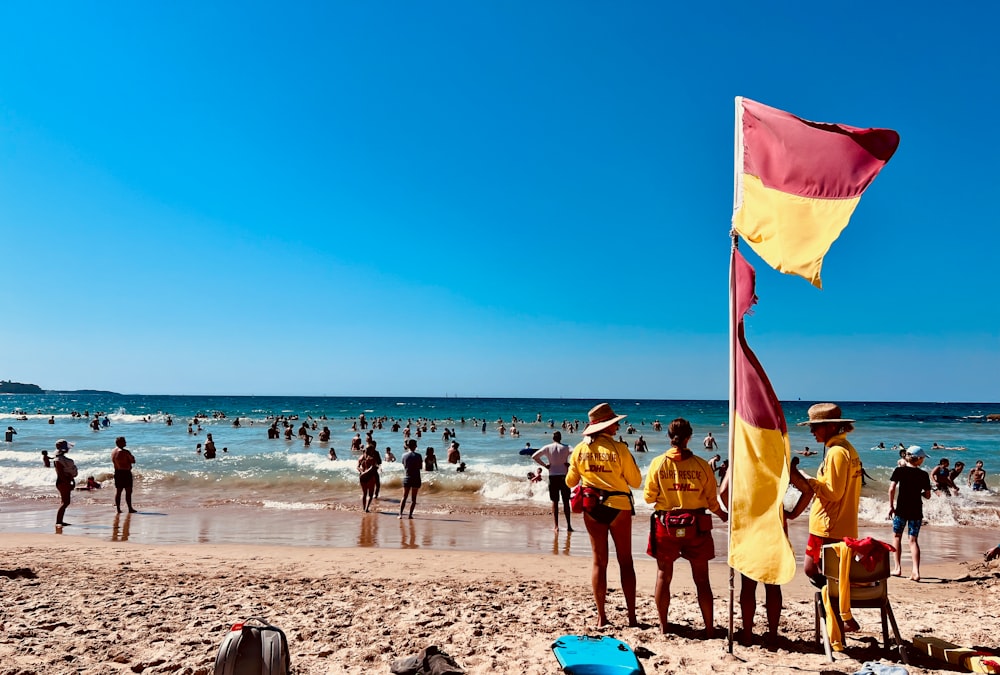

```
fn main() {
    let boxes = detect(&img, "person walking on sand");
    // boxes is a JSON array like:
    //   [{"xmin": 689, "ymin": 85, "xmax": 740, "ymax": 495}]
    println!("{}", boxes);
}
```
[
  {"xmin": 111, "ymin": 436, "xmax": 138, "ymax": 514},
  {"xmin": 53, "ymin": 439, "xmax": 78, "ymax": 527},
  {"xmin": 644, "ymin": 418, "xmax": 728, "ymax": 638},
  {"xmin": 792, "ymin": 404, "xmax": 863, "ymax": 625},
  {"xmin": 888, "ymin": 446, "xmax": 932, "ymax": 580},
  {"xmin": 532, "ymin": 431, "xmax": 574, "ymax": 532},
  {"xmin": 566, "ymin": 403, "xmax": 642, "ymax": 628},
  {"xmin": 399, "ymin": 439, "xmax": 422, "ymax": 519}
]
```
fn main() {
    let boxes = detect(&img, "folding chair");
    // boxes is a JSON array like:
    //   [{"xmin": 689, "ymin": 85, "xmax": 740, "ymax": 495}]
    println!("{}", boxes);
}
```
[{"xmin": 813, "ymin": 542, "xmax": 908, "ymax": 664}]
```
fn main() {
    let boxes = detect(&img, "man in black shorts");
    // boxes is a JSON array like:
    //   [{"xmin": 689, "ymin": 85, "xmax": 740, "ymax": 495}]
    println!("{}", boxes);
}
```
[
  {"xmin": 533, "ymin": 431, "xmax": 573, "ymax": 531},
  {"xmin": 111, "ymin": 436, "xmax": 138, "ymax": 514}
]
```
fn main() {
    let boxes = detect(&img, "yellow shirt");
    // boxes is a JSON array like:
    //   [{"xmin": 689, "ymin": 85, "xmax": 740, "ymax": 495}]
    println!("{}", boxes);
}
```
[
  {"xmin": 643, "ymin": 448, "xmax": 721, "ymax": 513},
  {"xmin": 807, "ymin": 434, "xmax": 862, "ymax": 539},
  {"xmin": 566, "ymin": 435, "xmax": 642, "ymax": 511}
]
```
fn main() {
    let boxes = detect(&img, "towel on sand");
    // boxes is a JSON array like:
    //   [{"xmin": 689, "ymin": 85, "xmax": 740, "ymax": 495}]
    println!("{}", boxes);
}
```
[{"xmin": 390, "ymin": 645, "xmax": 465, "ymax": 675}]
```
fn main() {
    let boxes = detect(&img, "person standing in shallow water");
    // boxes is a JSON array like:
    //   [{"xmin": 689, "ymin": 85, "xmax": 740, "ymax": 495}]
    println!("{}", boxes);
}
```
[
  {"xmin": 931, "ymin": 457, "xmax": 957, "ymax": 496},
  {"xmin": 968, "ymin": 460, "xmax": 988, "ymax": 491},
  {"xmin": 566, "ymin": 403, "xmax": 642, "ymax": 628},
  {"xmin": 424, "ymin": 447, "xmax": 438, "ymax": 472},
  {"xmin": 399, "ymin": 439, "xmax": 422, "ymax": 519},
  {"xmin": 358, "ymin": 446, "xmax": 378, "ymax": 512},
  {"xmin": 204, "ymin": 433, "xmax": 217, "ymax": 459},
  {"xmin": 112, "ymin": 436, "xmax": 138, "ymax": 514},
  {"xmin": 532, "ymin": 431, "xmax": 574, "ymax": 532},
  {"xmin": 53, "ymin": 439, "xmax": 76, "ymax": 527}
]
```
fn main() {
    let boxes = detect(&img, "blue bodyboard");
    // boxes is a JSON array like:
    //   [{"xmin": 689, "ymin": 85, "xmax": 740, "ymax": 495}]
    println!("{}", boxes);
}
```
[{"xmin": 551, "ymin": 635, "xmax": 643, "ymax": 675}]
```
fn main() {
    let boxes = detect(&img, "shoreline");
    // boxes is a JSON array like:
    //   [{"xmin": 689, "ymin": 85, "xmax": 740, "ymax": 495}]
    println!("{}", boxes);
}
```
[{"xmin": 1, "ymin": 495, "xmax": 995, "ymax": 564}]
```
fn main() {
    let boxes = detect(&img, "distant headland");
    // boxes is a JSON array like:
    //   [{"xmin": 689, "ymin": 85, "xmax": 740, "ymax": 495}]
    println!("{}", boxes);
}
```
[
  {"xmin": 0, "ymin": 380, "xmax": 118, "ymax": 395},
  {"xmin": 0, "ymin": 380, "xmax": 43, "ymax": 394}
]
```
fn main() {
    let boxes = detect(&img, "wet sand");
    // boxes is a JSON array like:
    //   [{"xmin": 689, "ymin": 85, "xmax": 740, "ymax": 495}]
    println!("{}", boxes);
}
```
[{"xmin": 0, "ymin": 494, "xmax": 994, "ymax": 563}]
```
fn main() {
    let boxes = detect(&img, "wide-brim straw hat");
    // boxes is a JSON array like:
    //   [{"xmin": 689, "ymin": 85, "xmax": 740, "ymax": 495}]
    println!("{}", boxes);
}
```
[
  {"xmin": 796, "ymin": 403, "xmax": 855, "ymax": 426},
  {"xmin": 583, "ymin": 403, "xmax": 627, "ymax": 436}
]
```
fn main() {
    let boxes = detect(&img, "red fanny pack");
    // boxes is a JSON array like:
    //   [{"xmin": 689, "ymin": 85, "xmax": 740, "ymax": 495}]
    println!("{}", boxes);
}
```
[
  {"xmin": 655, "ymin": 510, "xmax": 712, "ymax": 539},
  {"xmin": 571, "ymin": 485, "xmax": 634, "ymax": 514},
  {"xmin": 570, "ymin": 485, "xmax": 601, "ymax": 513}
]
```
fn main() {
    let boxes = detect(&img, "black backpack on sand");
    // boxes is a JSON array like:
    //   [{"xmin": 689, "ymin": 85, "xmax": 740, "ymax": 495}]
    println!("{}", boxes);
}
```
[{"xmin": 214, "ymin": 617, "xmax": 291, "ymax": 675}]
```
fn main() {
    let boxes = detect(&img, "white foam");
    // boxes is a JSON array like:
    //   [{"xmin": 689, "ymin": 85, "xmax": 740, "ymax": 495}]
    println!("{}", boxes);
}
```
[
  {"xmin": 262, "ymin": 500, "xmax": 326, "ymax": 511},
  {"xmin": 478, "ymin": 475, "xmax": 551, "ymax": 504},
  {"xmin": 0, "ymin": 466, "xmax": 58, "ymax": 488},
  {"xmin": 860, "ymin": 489, "xmax": 1000, "ymax": 529}
]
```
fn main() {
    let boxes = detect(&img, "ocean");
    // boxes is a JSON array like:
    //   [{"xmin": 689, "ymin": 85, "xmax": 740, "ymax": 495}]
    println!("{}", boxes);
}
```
[{"xmin": 1, "ymin": 394, "xmax": 998, "ymax": 532}]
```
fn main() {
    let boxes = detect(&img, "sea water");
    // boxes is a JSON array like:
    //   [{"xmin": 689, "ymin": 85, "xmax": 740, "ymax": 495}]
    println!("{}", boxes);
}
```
[{"xmin": 1, "ymin": 395, "xmax": 997, "ymax": 529}]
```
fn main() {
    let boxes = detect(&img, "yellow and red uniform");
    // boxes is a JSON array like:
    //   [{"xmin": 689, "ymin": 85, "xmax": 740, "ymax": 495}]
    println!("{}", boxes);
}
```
[
  {"xmin": 566, "ymin": 436, "xmax": 641, "ymax": 512},
  {"xmin": 807, "ymin": 433, "xmax": 862, "ymax": 540},
  {"xmin": 643, "ymin": 448, "xmax": 720, "ymax": 513}
]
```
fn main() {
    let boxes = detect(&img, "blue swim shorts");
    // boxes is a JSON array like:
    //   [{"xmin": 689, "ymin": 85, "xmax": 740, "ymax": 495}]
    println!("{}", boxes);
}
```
[{"xmin": 892, "ymin": 515, "xmax": 922, "ymax": 538}]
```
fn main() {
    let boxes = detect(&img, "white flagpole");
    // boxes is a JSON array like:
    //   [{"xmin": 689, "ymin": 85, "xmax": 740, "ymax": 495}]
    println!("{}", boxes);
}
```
[{"xmin": 726, "ymin": 96, "xmax": 744, "ymax": 655}]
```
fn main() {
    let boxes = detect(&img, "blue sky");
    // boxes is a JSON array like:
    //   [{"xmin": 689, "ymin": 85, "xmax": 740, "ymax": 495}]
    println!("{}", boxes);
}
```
[{"xmin": 1, "ymin": 2, "xmax": 997, "ymax": 401}]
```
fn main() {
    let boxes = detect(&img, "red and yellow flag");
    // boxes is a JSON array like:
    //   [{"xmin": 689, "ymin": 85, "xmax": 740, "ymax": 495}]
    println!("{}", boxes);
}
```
[
  {"xmin": 732, "ymin": 97, "xmax": 899, "ymax": 288},
  {"xmin": 729, "ymin": 249, "xmax": 796, "ymax": 585}
]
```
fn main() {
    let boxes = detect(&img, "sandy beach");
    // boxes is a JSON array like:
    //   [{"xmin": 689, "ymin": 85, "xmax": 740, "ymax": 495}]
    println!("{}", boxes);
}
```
[{"xmin": 2, "ymin": 505, "xmax": 999, "ymax": 675}]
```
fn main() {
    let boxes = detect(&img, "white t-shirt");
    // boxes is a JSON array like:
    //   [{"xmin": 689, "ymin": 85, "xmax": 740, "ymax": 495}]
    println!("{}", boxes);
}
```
[{"xmin": 532, "ymin": 442, "xmax": 571, "ymax": 477}]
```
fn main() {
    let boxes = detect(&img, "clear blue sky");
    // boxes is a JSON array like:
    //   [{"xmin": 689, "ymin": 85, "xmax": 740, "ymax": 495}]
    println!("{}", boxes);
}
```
[{"xmin": 1, "ymin": 2, "xmax": 997, "ymax": 401}]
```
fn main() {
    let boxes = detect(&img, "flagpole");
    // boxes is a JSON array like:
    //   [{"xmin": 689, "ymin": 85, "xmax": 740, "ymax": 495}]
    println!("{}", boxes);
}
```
[
  {"xmin": 726, "ymin": 96, "xmax": 743, "ymax": 656},
  {"xmin": 727, "ymin": 235, "xmax": 738, "ymax": 655}
]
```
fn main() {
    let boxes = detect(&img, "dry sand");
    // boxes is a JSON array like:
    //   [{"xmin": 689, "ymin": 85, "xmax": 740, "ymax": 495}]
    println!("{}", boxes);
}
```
[{"xmin": 2, "ymin": 522, "xmax": 999, "ymax": 675}]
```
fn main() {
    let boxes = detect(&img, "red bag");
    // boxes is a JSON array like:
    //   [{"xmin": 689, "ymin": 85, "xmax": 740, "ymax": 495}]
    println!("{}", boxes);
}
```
[
  {"xmin": 570, "ymin": 485, "xmax": 601, "ymax": 514},
  {"xmin": 658, "ymin": 510, "xmax": 712, "ymax": 539},
  {"xmin": 666, "ymin": 511, "xmax": 698, "ymax": 538}
]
